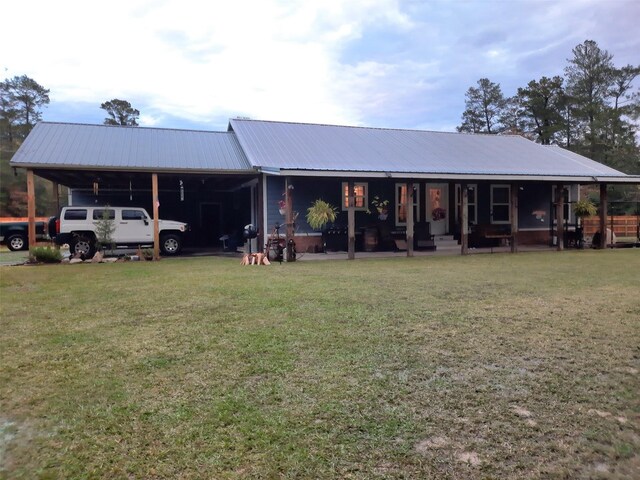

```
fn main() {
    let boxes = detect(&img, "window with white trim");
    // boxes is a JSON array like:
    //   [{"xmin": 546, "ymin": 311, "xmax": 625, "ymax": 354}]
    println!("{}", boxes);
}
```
[
  {"xmin": 551, "ymin": 185, "xmax": 573, "ymax": 224},
  {"xmin": 455, "ymin": 184, "xmax": 477, "ymax": 225},
  {"xmin": 342, "ymin": 182, "xmax": 368, "ymax": 210},
  {"xmin": 395, "ymin": 183, "xmax": 420, "ymax": 226},
  {"xmin": 490, "ymin": 185, "xmax": 511, "ymax": 224}
]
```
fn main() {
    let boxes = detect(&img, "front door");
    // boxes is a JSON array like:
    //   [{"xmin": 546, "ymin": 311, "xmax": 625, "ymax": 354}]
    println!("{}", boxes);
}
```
[{"xmin": 426, "ymin": 184, "xmax": 448, "ymax": 235}]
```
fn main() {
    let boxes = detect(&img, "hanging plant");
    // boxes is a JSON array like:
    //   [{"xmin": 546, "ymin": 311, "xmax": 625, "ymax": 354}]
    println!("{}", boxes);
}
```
[
  {"xmin": 573, "ymin": 200, "xmax": 597, "ymax": 218},
  {"xmin": 278, "ymin": 199, "xmax": 286, "ymax": 215},
  {"xmin": 306, "ymin": 199, "xmax": 338, "ymax": 231}
]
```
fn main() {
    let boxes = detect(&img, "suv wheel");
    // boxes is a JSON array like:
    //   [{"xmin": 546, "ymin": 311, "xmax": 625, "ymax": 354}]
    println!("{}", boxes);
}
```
[
  {"xmin": 71, "ymin": 234, "xmax": 95, "ymax": 259},
  {"xmin": 7, "ymin": 234, "xmax": 27, "ymax": 251},
  {"xmin": 160, "ymin": 234, "xmax": 182, "ymax": 255}
]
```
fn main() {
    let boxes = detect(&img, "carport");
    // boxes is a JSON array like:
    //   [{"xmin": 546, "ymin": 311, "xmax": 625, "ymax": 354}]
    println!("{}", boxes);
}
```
[{"xmin": 10, "ymin": 122, "xmax": 260, "ymax": 258}]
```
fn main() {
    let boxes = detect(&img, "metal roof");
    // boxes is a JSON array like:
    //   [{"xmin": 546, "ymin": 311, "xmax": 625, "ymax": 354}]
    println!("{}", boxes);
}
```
[
  {"xmin": 11, "ymin": 122, "xmax": 253, "ymax": 172},
  {"xmin": 230, "ymin": 118, "xmax": 628, "ymax": 178}
]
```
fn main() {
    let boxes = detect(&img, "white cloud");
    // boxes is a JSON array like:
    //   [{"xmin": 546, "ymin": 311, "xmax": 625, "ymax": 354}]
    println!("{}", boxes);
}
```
[{"xmin": 1, "ymin": 0, "xmax": 638, "ymax": 132}]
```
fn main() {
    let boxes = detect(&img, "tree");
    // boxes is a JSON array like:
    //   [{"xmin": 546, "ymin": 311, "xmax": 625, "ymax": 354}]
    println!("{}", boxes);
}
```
[
  {"xmin": 564, "ymin": 40, "xmax": 615, "ymax": 156},
  {"xmin": 100, "ymin": 99, "xmax": 140, "ymax": 126},
  {"xmin": 0, "ymin": 75, "xmax": 59, "ymax": 217},
  {"xmin": 516, "ymin": 76, "xmax": 566, "ymax": 144},
  {"xmin": 0, "ymin": 75, "xmax": 50, "ymax": 141},
  {"xmin": 457, "ymin": 78, "xmax": 507, "ymax": 134},
  {"xmin": 94, "ymin": 207, "xmax": 116, "ymax": 254}
]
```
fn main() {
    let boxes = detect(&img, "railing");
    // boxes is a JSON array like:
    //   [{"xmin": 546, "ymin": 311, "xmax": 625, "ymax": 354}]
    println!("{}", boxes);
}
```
[{"xmin": 582, "ymin": 216, "xmax": 640, "ymax": 237}]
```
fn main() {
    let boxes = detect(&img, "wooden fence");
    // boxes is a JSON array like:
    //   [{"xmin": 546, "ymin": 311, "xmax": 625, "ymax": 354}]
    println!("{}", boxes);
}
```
[
  {"xmin": 582, "ymin": 215, "xmax": 640, "ymax": 237},
  {"xmin": 0, "ymin": 217, "xmax": 50, "ymax": 223}
]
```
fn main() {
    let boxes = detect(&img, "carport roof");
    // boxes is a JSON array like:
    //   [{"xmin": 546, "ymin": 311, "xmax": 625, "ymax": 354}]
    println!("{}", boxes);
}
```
[{"xmin": 10, "ymin": 122, "xmax": 253, "ymax": 173}]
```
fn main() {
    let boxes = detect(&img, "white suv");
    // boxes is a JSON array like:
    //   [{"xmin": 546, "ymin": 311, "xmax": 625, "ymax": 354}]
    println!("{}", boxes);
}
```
[{"xmin": 50, "ymin": 206, "xmax": 189, "ymax": 257}]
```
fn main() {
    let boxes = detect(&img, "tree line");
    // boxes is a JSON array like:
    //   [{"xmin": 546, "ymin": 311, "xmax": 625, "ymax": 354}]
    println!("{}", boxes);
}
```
[
  {"xmin": 458, "ymin": 40, "xmax": 640, "ymax": 175},
  {"xmin": 0, "ymin": 75, "xmax": 140, "ymax": 216}
]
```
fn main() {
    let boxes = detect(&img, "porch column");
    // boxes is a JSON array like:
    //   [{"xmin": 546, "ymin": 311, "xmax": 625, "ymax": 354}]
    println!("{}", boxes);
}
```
[
  {"xmin": 510, "ymin": 183, "xmax": 519, "ymax": 253},
  {"xmin": 52, "ymin": 181, "xmax": 60, "ymax": 214},
  {"xmin": 347, "ymin": 180, "xmax": 355, "ymax": 260},
  {"xmin": 285, "ymin": 177, "xmax": 295, "ymax": 261},
  {"xmin": 406, "ymin": 182, "xmax": 414, "ymax": 257},
  {"xmin": 599, "ymin": 183, "xmax": 608, "ymax": 249},
  {"xmin": 152, "ymin": 173, "xmax": 160, "ymax": 260},
  {"xmin": 27, "ymin": 169, "xmax": 36, "ymax": 250},
  {"xmin": 555, "ymin": 183, "xmax": 564, "ymax": 251},
  {"xmin": 257, "ymin": 175, "xmax": 265, "ymax": 252},
  {"xmin": 460, "ymin": 183, "xmax": 469, "ymax": 255}
]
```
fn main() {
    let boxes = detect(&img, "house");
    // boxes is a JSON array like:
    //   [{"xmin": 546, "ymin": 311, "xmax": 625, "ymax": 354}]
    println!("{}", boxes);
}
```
[{"xmin": 10, "ymin": 119, "xmax": 639, "ymax": 257}]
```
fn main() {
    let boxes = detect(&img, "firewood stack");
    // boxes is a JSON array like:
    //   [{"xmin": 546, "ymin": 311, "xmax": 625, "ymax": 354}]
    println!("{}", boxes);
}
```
[{"xmin": 240, "ymin": 253, "xmax": 271, "ymax": 266}]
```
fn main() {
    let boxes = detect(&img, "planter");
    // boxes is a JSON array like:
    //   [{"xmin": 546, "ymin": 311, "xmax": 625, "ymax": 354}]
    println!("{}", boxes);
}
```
[
  {"xmin": 378, "ymin": 213, "xmax": 388, "ymax": 221},
  {"xmin": 279, "ymin": 208, "xmax": 286, "ymax": 215},
  {"xmin": 364, "ymin": 227, "xmax": 378, "ymax": 252}
]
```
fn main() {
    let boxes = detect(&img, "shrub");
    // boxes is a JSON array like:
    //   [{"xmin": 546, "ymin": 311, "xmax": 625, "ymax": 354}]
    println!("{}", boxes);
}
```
[{"xmin": 29, "ymin": 246, "xmax": 62, "ymax": 263}]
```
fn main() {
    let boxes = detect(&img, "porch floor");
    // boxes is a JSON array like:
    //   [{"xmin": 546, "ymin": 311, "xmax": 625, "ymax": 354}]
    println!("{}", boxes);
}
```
[{"xmin": 295, "ymin": 244, "xmax": 557, "ymax": 261}]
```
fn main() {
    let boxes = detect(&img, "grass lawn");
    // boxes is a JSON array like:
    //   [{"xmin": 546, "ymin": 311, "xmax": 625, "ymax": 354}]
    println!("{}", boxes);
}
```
[
  {"xmin": 0, "ymin": 250, "xmax": 28, "ymax": 265},
  {"xmin": 1, "ymin": 250, "xmax": 639, "ymax": 479}
]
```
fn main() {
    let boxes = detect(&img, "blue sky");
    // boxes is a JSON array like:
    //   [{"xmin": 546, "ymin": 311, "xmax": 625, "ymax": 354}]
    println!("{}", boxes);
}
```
[{"xmin": 2, "ymin": 0, "xmax": 638, "ymax": 133}]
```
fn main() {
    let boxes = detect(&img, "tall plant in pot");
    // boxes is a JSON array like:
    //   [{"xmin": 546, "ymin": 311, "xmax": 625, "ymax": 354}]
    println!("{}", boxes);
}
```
[{"xmin": 573, "ymin": 199, "xmax": 597, "ymax": 248}]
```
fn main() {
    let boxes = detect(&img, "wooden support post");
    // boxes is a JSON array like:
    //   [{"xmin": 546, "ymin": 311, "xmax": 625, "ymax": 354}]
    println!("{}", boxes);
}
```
[
  {"xmin": 556, "ymin": 183, "xmax": 564, "ymax": 251},
  {"xmin": 599, "ymin": 183, "xmax": 607, "ymax": 249},
  {"xmin": 461, "ymin": 183, "xmax": 469, "ymax": 255},
  {"xmin": 406, "ymin": 182, "xmax": 414, "ymax": 257},
  {"xmin": 510, "ymin": 183, "xmax": 518, "ymax": 253},
  {"xmin": 347, "ymin": 180, "xmax": 355, "ymax": 260},
  {"xmin": 27, "ymin": 169, "xmax": 36, "ymax": 250},
  {"xmin": 257, "ymin": 175, "xmax": 264, "ymax": 252},
  {"xmin": 152, "ymin": 173, "xmax": 160, "ymax": 260},
  {"xmin": 285, "ymin": 177, "xmax": 295, "ymax": 261},
  {"xmin": 52, "ymin": 181, "xmax": 60, "ymax": 214}
]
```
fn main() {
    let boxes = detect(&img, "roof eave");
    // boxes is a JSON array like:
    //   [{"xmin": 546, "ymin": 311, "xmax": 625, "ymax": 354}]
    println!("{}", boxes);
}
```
[
  {"xmin": 276, "ymin": 169, "xmax": 640, "ymax": 183},
  {"xmin": 9, "ymin": 162, "xmax": 257, "ymax": 176}
]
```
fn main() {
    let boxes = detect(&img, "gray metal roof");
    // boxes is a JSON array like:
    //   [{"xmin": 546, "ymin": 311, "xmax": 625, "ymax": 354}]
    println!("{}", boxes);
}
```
[
  {"xmin": 230, "ymin": 118, "xmax": 627, "ymax": 178},
  {"xmin": 11, "ymin": 122, "xmax": 253, "ymax": 172}
]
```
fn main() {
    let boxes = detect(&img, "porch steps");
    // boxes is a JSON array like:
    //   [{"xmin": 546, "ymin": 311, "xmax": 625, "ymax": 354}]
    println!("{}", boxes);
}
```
[{"xmin": 434, "ymin": 235, "xmax": 459, "ymax": 250}]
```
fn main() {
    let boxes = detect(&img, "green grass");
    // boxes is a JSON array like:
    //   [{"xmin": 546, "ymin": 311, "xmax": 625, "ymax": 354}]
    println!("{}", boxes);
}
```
[
  {"xmin": 1, "ymin": 250, "xmax": 639, "ymax": 479},
  {"xmin": 0, "ymin": 249, "xmax": 28, "ymax": 264}
]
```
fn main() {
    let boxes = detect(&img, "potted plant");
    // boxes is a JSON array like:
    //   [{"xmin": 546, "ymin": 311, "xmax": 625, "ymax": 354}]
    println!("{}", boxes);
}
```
[
  {"xmin": 573, "ymin": 199, "xmax": 597, "ymax": 248},
  {"xmin": 370, "ymin": 196, "xmax": 390, "ymax": 220},
  {"xmin": 306, "ymin": 199, "xmax": 338, "ymax": 231},
  {"xmin": 278, "ymin": 199, "xmax": 287, "ymax": 216},
  {"xmin": 573, "ymin": 199, "xmax": 597, "ymax": 222},
  {"xmin": 432, "ymin": 207, "xmax": 446, "ymax": 221}
]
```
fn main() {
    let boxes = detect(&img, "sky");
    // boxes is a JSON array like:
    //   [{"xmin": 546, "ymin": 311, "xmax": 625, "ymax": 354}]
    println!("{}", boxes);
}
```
[{"xmin": 2, "ymin": 0, "xmax": 639, "ymax": 133}]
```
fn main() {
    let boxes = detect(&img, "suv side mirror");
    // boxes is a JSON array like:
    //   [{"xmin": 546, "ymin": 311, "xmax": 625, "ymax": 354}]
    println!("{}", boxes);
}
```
[{"xmin": 143, "ymin": 219, "xmax": 149, "ymax": 225}]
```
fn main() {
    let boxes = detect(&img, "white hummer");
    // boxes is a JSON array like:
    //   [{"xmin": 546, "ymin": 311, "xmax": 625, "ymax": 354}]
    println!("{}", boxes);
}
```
[{"xmin": 49, "ymin": 206, "xmax": 189, "ymax": 257}]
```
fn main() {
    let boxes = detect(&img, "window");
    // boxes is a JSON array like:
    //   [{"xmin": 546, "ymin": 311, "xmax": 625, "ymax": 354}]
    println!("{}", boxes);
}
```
[
  {"xmin": 64, "ymin": 209, "xmax": 87, "ymax": 220},
  {"xmin": 552, "ymin": 185, "xmax": 572, "ymax": 224},
  {"xmin": 122, "ymin": 209, "xmax": 147, "ymax": 221},
  {"xmin": 490, "ymin": 185, "xmax": 511, "ymax": 223},
  {"xmin": 342, "ymin": 182, "xmax": 368, "ymax": 210},
  {"xmin": 455, "ymin": 184, "xmax": 477, "ymax": 225},
  {"xmin": 395, "ymin": 183, "xmax": 420, "ymax": 225},
  {"xmin": 92, "ymin": 209, "xmax": 115, "ymax": 220}
]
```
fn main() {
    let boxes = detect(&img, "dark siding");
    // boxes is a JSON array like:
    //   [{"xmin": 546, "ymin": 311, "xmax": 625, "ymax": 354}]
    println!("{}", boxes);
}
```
[
  {"xmin": 265, "ymin": 176, "xmax": 402, "ymax": 234},
  {"xmin": 519, "ymin": 183, "xmax": 552, "ymax": 229}
]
